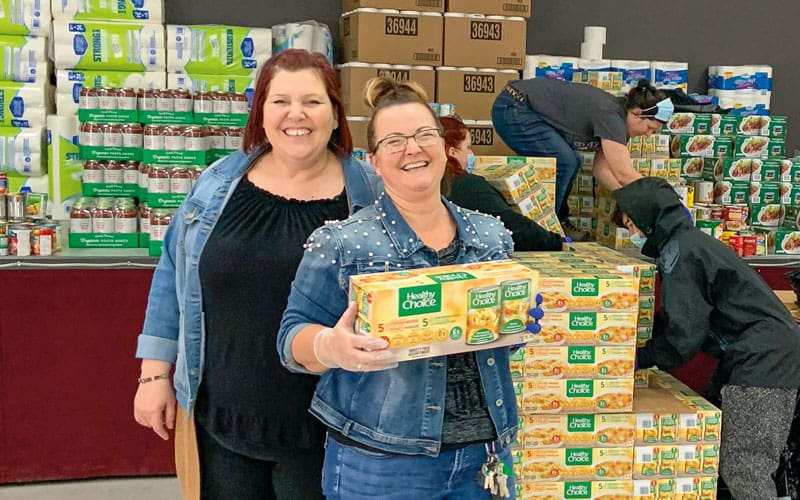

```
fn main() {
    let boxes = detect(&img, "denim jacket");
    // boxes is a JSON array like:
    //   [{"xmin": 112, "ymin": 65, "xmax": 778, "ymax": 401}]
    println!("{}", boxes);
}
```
[
  {"xmin": 278, "ymin": 193, "xmax": 519, "ymax": 456},
  {"xmin": 135, "ymin": 145, "xmax": 381, "ymax": 411}
]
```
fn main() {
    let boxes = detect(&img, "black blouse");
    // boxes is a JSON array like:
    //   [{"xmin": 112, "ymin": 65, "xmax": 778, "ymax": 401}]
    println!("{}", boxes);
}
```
[{"xmin": 195, "ymin": 175, "xmax": 349, "ymax": 460}]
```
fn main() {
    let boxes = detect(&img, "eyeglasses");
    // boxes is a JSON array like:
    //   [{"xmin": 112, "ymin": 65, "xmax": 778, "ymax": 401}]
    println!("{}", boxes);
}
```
[{"xmin": 373, "ymin": 127, "xmax": 443, "ymax": 154}]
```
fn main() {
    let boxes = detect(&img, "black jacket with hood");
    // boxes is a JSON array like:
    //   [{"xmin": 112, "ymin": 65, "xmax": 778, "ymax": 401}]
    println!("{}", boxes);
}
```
[{"xmin": 614, "ymin": 177, "xmax": 800, "ymax": 392}]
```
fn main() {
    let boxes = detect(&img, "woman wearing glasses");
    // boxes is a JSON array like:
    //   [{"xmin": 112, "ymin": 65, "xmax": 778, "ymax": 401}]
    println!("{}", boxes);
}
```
[
  {"xmin": 440, "ymin": 115, "xmax": 564, "ymax": 251},
  {"xmin": 491, "ymin": 78, "xmax": 674, "ymax": 241},
  {"xmin": 278, "ymin": 76, "xmax": 520, "ymax": 499}
]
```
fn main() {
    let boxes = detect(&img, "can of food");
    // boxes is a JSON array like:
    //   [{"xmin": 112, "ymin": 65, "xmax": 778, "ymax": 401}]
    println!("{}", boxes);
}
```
[
  {"xmin": 693, "ymin": 180, "xmax": 714, "ymax": 204},
  {"xmin": 694, "ymin": 204, "xmax": 712, "ymax": 221},
  {"xmin": 742, "ymin": 234, "xmax": 758, "ymax": 257},
  {"xmin": 0, "ymin": 234, "xmax": 8, "ymax": 256},
  {"xmin": 31, "ymin": 225, "xmax": 54, "ymax": 256},
  {"xmin": 755, "ymin": 233, "xmax": 767, "ymax": 255},
  {"xmin": 674, "ymin": 185, "xmax": 693, "ymax": 208},
  {"xmin": 43, "ymin": 220, "xmax": 62, "ymax": 251},
  {"xmin": 9, "ymin": 225, "xmax": 31, "ymax": 256},
  {"xmin": 466, "ymin": 285, "xmax": 501, "ymax": 345},
  {"xmin": 728, "ymin": 235, "xmax": 744, "ymax": 256},
  {"xmin": 709, "ymin": 204, "xmax": 725, "ymax": 220},
  {"xmin": 0, "ymin": 193, "xmax": 6, "ymax": 220},
  {"xmin": 499, "ymin": 279, "xmax": 531, "ymax": 334},
  {"xmin": 696, "ymin": 219, "xmax": 722, "ymax": 240},
  {"xmin": 7, "ymin": 193, "xmax": 25, "ymax": 221}
]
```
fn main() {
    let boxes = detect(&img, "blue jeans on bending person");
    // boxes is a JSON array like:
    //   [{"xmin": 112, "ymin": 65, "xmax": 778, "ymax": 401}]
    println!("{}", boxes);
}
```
[
  {"xmin": 321, "ymin": 435, "xmax": 515, "ymax": 499},
  {"xmin": 492, "ymin": 89, "xmax": 582, "ymax": 222}
]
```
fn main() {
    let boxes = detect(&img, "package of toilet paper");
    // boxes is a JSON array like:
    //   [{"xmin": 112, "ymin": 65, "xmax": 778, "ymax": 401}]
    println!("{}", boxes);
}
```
[
  {"xmin": 650, "ymin": 61, "xmax": 688, "ymax": 90},
  {"xmin": 46, "ymin": 114, "xmax": 83, "ymax": 218},
  {"xmin": 708, "ymin": 65, "xmax": 772, "ymax": 91},
  {"xmin": 53, "ymin": 20, "xmax": 166, "ymax": 71},
  {"xmin": 0, "ymin": 34, "xmax": 48, "ymax": 82},
  {"xmin": 523, "ymin": 54, "xmax": 580, "ymax": 81},
  {"xmin": 709, "ymin": 88, "xmax": 771, "ymax": 115},
  {"xmin": 272, "ymin": 20, "xmax": 332, "ymax": 62},
  {"xmin": 0, "ymin": 125, "xmax": 46, "ymax": 175},
  {"xmin": 610, "ymin": 60, "xmax": 651, "ymax": 91},
  {"xmin": 0, "ymin": 80, "xmax": 49, "ymax": 127},
  {"xmin": 52, "ymin": 0, "xmax": 164, "ymax": 23},
  {"xmin": 167, "ymin": 25, "xmax": 271, "ymax": 76},
  {"xmin": 0, "ymin": 0, "xmax": 51, "ymax": 36},
  {"xmin": 167, "ymin": 72, "xmax": 255, "ymax": 93},
  {"xmin": 56, "ymin": 69, "xmax": 165, "ymax": 112}
]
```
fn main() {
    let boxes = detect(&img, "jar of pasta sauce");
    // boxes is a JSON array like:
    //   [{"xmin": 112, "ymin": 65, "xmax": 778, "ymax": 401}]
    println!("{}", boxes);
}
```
[
  {"xmin": 138, "ymin": 89, "xmax": 157, "ymax": 111},
  {"xmin": 121, "ymin": 161, "xmax": 140, "ymax": 185},
  {"xmin": 148, "ymin": 165, "xmax": 171, "ymax": 194},
  {"xmin": 156, "ymin": 89, "xmax": 174, "ymax": 112},
  {"xmin": 183, "ymin": 126, "xmax": 207, "ymax": 151},
  {"xmin": 79, "ymin": 86, "xmax": 99, "ymax": 110},
  {"xmin": 163, "ymin": 126, "xmax": 185, "ymax": 151},
  {"xmin": 150, "ymin": 209, "xmax": 173, "ymax": 242},
  {"xmin": 211, "ymin": 91, "xmax": 231, "ymax": 114},
  {"xmin": 230, "ymin": 92, "xmax": 249, "ymax": 114},
  {"xmin": 224, "ymin": 127, "xmax": 244, "ymax": 150},
  {"xmin": 102, "ymin": 123, "xmax": 123, "ymax": 148},
  {"xmin": 69, "ymin": 201, "xmax": 93, "ymax": 234},
  {"xmin": 170, "ymin": 167, "xmax": 193, "ymax": 194},
  {"xmin": 80, "ymin": 122, "xmax": 104, "ymax": 147},
  {"xmin": 117, "ymin": 88, "xmax": 138, "ymax": 110},
  {"xmin": 103, "ymin": 160, "xmax": 124, "ymax": 184},
  {"xmin": 207, "ymin": 127, "xmax": 225, "ymax": 150},
  {"xmin": 83, "ymin": 160, "xmax": 105, "ymax": 184},
  {"xmin": 122, "ymin": 123, "xmax": 143, "ymax": 148},
  {"xmin": 194, "ymin": 91, "xmax": 213, "ymax": 114},
  {"xmin": 143, "ymin": 124, "xmax": 164, "ymax": 150},
  {"xmin": 113, "ymin": 201, "xmax": 139, "ymax": 234},
  {"xmin": 139, "ymin": 203, "xmax": 151, "ymax": 235},
  {"xmin": 97, "ymin": 87, "xmax": 118, "ymax": 110},
  {"xmin": 172, "ymin": 88, "xmax": 193, "ymax": 113},
  {"xmin": 91, "ymin": 200, "xmax": 115, "ymax": 233}
]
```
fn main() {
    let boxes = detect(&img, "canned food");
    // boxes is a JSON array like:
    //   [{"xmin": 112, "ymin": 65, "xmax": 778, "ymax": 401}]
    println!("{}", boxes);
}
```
[
  {"xmin": 0, "ymin": 172, "xmax": 7, "ymax": 194},
  {"xmin": 104, "ymin": 160, "xmax": 124, "ymax": 184},
  {"xmin": 742, "ymin": 235, "xmax": 757, "ymax": 257},
  {"xmin": 7, "ymin": 193, "xmax": 25, "ymax": 221},
  {"xmin": 466, "ymin": 285, "xmax": 501, "ymax": 345},
  {"xmin": 83, "ymin": 160, "xmax": 105, "ymax": 184},
  {"xmin": 211, "ymin": 91, "xmax": 231, "ymax": 114},
  {"xmin": 80, "ymin": 122, "xmax": 104, "ymax": 147},
  {"xmin": 728, "ymin": 235, "xmax": 744, "ymax": 256},
  {"xmin": 9, "ymin": 225, "xmax": 31, "ymax": 256},
  {"xmin": 43, "ymin": 221, "xmax": 62, "ymax": 251},
  {"xmin": 31, "ymin": 225, "xmax": 54, "ymax": 256},
  {"xmin": 156, "ymin": 89, "xmax": 175, "ymax": 112},
  {"xmin": 696, "ymin": 219, "xmax": 723, "ymax": 240},
  {"xmin": 117, "ymin": 88, "xmax": 138, "ymax": 110},
  {"xmin": 97, "ymin": 87, "xmax": 118, "ymax": 110},
  {"xmin": 148, "ymin": 165, "xmax": 171, "ymax": 194},
  {"xmin": 693, "ymin": 181, "xmax": 714, "ymax": 204},
  {"xmin": 172, "ymin": 88, "xmax": 193, "ymax": 113},
  {"xmin": 723, "ymin": 205, "xmax": 748, "ymax": 231},
  {"xmin": 709, "ymin": 205, "xmax": 725, "ymax": 220},
  {"xmin": 183, "ymin": 126, "xmax": 207, "ymax": 151},
  {"xmin": 499, "ymin": 279, "xmax": 531, "ymax": 334},
  {"xmin": 102, "ymin": 123, "xmax": 123, "ymax": 148},
  {"xmin": 194, "ymin": 91, "xmax": 213, "ymax": 114},
  {"xmin": 0, "ymin": 193, "xmax": 6, "ymax": 220}
]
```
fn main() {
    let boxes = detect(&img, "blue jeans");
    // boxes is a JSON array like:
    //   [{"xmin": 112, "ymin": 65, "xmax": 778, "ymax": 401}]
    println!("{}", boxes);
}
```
[
  {"xmin": 321, "ymin": 436, "xmax": 515, "ymax": 499},
  {"xmin": 492, "ymin": 90, "xmax": 582, "ymax": 221}
]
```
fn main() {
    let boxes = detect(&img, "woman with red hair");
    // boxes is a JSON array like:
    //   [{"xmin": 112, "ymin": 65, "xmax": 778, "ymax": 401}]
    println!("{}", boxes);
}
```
[
  {"xmin": 440, "ymin": 115, "xmax": 564, "ymax": 251},
  {"xmin": 133, "ymin": 49, "xmax": 380, "ymax": 499}
]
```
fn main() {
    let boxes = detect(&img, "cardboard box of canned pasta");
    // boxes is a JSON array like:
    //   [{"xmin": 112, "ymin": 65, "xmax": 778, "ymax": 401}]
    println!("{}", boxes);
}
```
[{"xmin": 350, "ymin": 261, "xmax": 538, "ymax": 361}]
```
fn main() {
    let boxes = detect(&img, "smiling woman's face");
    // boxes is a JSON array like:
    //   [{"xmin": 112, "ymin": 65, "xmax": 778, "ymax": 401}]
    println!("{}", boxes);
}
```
[{"xmin": 368, "ymin": 102, "xmax": 447, "ymax": 200}]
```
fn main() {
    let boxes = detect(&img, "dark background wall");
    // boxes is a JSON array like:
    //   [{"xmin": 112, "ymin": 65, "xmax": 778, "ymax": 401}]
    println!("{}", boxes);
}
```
[{"xmin": 166, "ymin": 0, "xmax": 800, "ymax": 153}]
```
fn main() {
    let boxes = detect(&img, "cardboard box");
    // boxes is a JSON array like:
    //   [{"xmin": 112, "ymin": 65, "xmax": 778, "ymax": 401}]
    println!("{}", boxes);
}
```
[
  {"xmin": 522, "ymin": 413, "xmax": 636, "ymax": 448},
  {"xmin": 520, "ymin": 378, "xmax": 634, "ymax": 413},
  {"xmin": 343, "ymin": 0, "xmax": 444, "ymax": 12},
  {"xmin": 519, "ymin": 481, "xmax": 634, "ymax": 499},
  {"xmin": 350, "ymin": 261, "xmax": 538, "ymax": 362},
  {"xmin": 521, "ymin": 447, "xmax": 634, "ymax": 481},
  {"xmin": 442, "ymin": 14, "xmax": 525, "ymax": 69},
  {"xmin": 339, "ymin": 64, "xmax": 436, "ymax": 116},
  {"xmin": 435, "ymin": 67, "xmax": 517, "ymax": 120},
  {"xmin": 446, "ymin": 0, "xmax": 531, "ymax": 17},
  {"xmin": 533, "ymin": 311, "xmax": 638, "ymax": 346},
  {"xmin": 465, "ymin": 121, "xmax": 514, "ymax": 155},
  {"xmin": 523, "ymin": 346, "xmax": 636, "ymax": 379},
  {"xmin": 347, "ymin": 116, "xmax": 370, "ymax": 151},
  {"xmin": 340, "ymin": 11, "xmax": 443, "ymax": 66}
]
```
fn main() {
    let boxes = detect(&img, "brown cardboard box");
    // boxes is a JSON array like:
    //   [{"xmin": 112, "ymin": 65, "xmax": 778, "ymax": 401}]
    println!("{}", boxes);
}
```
[
  {"xmin": 340, "ymin": 11, "xmax": 443, "ymax": 66},
  {"xmin": 348, "ymin": 116, "xmax": 370, "ymax": 151},
  {"xmin": 339, "ymin": 64, "xmax": 436, "ymax": 116},
  {"xmin": 343, "ymin": 0, "xmax": 444, "ymax": 13},
  {"xmin": 465, "ymin": 121, "xmax": 515, "ymax": 155},
  {"xmin": 443, "ymin": 14, "xmax": 526, "ymax": 69},
  {"xmin": 435, "ymin": 67, "xmax": 517, "ymax": 119},
  {"xmin": 446, "ymin": 0, "xmax": 531, "ymax": 17}
]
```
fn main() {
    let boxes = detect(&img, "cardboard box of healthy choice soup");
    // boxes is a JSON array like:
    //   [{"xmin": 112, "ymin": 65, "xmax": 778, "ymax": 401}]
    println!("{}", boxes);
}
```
[
  {"xmin": 519, "ymin": 480, "xmax": 634, "ymax": 499},
  {"xmin": 521, "ymin": 448, "xmax": 634, "ymax": 481},
  {"xmin": 520, "ymin": 378, "xmax": 634, "ymax": 413},
  {"xmin": 350, "ymin": 261, "xmax": 538, "ymax": 361},
  {"xmin": 523, "ymin": 413, "xmax": 636, "ymax": 448}
]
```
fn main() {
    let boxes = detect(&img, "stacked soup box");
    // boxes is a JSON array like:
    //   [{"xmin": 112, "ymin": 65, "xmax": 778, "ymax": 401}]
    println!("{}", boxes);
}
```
[{"xmin": 511, "ymin": 249, "xmax": 640, "ymax": 498}]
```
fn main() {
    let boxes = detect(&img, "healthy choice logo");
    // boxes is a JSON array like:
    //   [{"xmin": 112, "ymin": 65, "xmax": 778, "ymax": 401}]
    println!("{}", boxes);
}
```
[
  {"xmin": 567, "ymin": 415, "xmax": 595, "ymax": 432},
  {"xmin": 571, "ymin": 278, "xmax": 598, "ymax": 296},
  {"xmin": 503, "ymin": 281, "xmax": 529, "ymax": 299},
  {"xmin": 568, "ymin": 347, "xmax": 596, "ymax": 364},
  {"xmin": 398, "ymin": 284, "xmax": 441, "ymax": 316},
  {"xmin": 566, "ymin": 380, "xmax": 594, "ymax": 398},
  {"xmin": 569, "ymin": 312, "xmax": 597, "ymax": 330},
  {"xmin": 564, "ymin": 481, "xmax": 593, "ymax": 499},
  {"xmin": 470, "ymin": 288, "xmax": 500, "ymax": 308}
]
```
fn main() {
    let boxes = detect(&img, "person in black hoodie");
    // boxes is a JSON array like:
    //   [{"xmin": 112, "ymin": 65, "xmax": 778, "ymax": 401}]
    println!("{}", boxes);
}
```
[
  {"xmin": 439, "ymin": 115, "xmax": 564, "ymax": 251},
  {"xmin": 612, "ymin": 176, "xmax": 800, "ymax": 499}
]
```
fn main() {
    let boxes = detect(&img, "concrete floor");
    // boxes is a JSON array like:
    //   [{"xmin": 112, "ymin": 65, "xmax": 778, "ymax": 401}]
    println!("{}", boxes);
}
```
[{"xmin": 0, "ymin": 477, "xmax": 181, "ymax": 499}]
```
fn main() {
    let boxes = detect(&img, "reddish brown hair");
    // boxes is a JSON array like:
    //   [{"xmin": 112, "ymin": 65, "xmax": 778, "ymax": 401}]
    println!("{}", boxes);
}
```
[
  {"xmin": 438, "ymin": 116, "xmax": 469, "ymax": 196},
  {"xmin": 243, "ymin": 49, "xmax": 352, "ymax": 156}
]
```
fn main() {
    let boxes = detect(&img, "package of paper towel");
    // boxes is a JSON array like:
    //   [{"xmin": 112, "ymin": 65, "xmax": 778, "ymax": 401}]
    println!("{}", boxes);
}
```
[
  {"xmin": 0, "ymin": 35, "xmax": 49, "ymax": 82},
  {"xmin": 271, "ymin": 21, "xmax": 333, "ymax": 63},
  {"xmin": 52, "ymin": 0, "xmax": 164, "ymax": 23},
  {"xmin": 0, "ymin": 0, "xmax": 51, "ymax": 36},
  {"xmin": 53, "ymin": 21, "xmax": 166, "ymax": 71},
  {"xmin": 167, "ymin": 25, "xmax": 271, "ymax": 76},
  {"xmin": 167, "ymin": 73, "xmax": 255, "ymax": 94},
  {"xmin": 0, "ymin": 126, "xmax": 46, "ymax": 176},
  {"xmin": 0, "ymin": 80, "xmax": 51, "ymax": 128}
]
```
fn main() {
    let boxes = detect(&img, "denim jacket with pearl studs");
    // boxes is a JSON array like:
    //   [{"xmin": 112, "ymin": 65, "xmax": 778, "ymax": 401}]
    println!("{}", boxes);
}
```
[
  {"xmin": 278, "ymin": 192, "xmax": 519, "ymax": 456},
  {"xmin": 135, "ymin": 145, "xmax": 381, "ymax": 412}
]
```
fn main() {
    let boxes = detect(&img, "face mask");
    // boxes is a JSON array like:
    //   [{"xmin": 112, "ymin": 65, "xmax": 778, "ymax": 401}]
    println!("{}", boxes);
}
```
[
  {"xmin": 630, "ymin": 232, "xmax": 648, "ymax": 249},
  {"xmin": 464, "ymin": 153, "xmax": 475, "ymax": 173}
]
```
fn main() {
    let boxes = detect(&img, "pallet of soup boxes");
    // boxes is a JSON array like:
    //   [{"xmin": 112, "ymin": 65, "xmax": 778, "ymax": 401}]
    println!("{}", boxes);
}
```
[
  {"xmin": 348, "ymin": 238, "xmax": 720, "ymax": 498},
  {"xmin": 47, "ymin": 4, "xmax": 272, "ymax": 254},
  {"xmin": 337, "ymin": 0, "xmax": 528, "ymax": 155},
  {"xmin": 661, "ymin": 107, "xmax": 799, "ymax": 256}
]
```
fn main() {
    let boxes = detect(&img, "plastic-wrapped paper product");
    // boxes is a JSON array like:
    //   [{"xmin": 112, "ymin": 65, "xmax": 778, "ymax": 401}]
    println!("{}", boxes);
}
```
[
  {"xmin": 271, "ymin": 20, "xmax": 332, "ymax": 62},
  {"xmin": 52, "ymin": 0, "xmax": 164, "ymax": 23},
  {"xmin": 53, "ymin": 20, "xmax": 166, "ymax": 71},
  {"xmin": 46, "ymin": 114, "xmax": 83, "ymax": 218},
  {"xmin": 0, "ymin": 0, "xmax": 51, "ymax": 36},
  {"xmin": 523, "ymin": 54, "xmax": 580, "ymax": 81},
  {"xmin": 166, "ymin": 24, "xmax": 271, "ymax": 76},
  {"xmin": 0, "ymin": 125, "xmax": 45, "ymax": 175}
]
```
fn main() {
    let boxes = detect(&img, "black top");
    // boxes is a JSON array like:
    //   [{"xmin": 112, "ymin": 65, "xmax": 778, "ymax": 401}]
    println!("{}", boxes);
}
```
[
  {"xmin": 195, "ymin": 175, "xmax": 350, "ymax": 460},
  {"xmin": 511, "ymin": 78, "xmax": 628, "ymax": 151},
  {"xmin": 614, "ymin": 177, "xmax": 800, "ymax": 396},
  {"xmin": 447, "ymin": 172, "xmax": 563, "ymax": 251}
]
